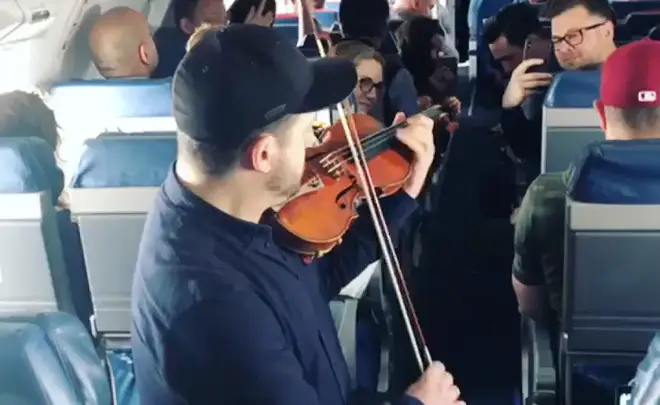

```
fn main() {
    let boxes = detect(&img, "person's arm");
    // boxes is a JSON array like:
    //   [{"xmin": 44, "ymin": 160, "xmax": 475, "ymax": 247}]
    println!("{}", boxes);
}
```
[
  {"xmin": 319, "ymin": 191, "xmax": 419, "ymax": 298},
  {"xmin": 512, "ymin": 182, "xmax": 548, "ymax": 320},
  {"xmin": 389, "ymin": 68, "xmax": 421, "ymax": 117},
  {"xmin": 164, "ymin": 284, "xmax": 422, "ymax": 405},
  {"xmin": 296, "ymin": 0, "xmax": 317, "ymax": 45}
]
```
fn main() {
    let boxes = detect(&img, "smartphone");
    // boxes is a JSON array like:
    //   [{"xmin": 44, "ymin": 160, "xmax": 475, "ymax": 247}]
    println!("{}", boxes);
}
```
[
  {"xmin": 523, "ymin": 36, "xmax": 553, "ymax": 73},
  {"xmin": 615, "ymin": 385, "xmax": 632, "ymax": 405}
]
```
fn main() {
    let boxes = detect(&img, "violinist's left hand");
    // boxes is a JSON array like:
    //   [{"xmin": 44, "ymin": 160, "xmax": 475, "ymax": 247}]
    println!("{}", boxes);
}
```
[
  {"xmin": 445, "ymin": 96, "xmax": 461, "ymax": 114},
  {"xmin": 394, "ymin": 112, "xmax": 435, "ymax": 199}
]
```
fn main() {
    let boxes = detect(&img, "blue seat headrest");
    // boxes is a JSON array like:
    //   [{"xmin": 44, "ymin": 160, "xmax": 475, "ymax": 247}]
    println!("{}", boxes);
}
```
[
  {"xmin": 273, "ymin": 25, "xmax": 298, "ymax": 44},
  {"xmin": 568, "ymin": 139, "xmax": 660, "ymax": 203},
  {"xmin": 50, "ymin": 78, "xmax": 173, "ymax": 121},
  {"xmin": 71, "ymin": 136, "xmax": 176, "ymax": 188},
  {"xmin": 544, "ymin": 70, "xmax": 601, "ymax": 108},
  {"xmin": 0, "ymin": 137, "xmax": 64, "ymax": 199}
]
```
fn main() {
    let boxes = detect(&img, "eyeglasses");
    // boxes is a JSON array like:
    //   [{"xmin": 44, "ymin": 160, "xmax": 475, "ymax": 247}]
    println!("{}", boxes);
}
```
[
  {"xmin": 358, "ymin": 78, "xmax": 384, "ymax": 94},
  {"xmin": 551, "ymin": 21, "xmax": 608, "ymax": 47}
]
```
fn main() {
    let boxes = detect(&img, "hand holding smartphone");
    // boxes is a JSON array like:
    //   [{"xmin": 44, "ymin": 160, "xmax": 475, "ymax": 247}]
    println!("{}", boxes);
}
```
[{"xmin": 523, "ymin": 36, "xmax": 553, "ymax": 74}]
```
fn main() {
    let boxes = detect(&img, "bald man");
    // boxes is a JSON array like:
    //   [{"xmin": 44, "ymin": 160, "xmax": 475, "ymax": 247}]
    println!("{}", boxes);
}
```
[{"xmin": 89, "ymin": 7, "xmax": 159, "ymax": 78}]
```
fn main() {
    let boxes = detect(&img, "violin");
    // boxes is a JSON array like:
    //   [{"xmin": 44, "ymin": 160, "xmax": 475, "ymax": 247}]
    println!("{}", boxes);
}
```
[
  {"xmin": 264, "ymin": 105, "xmax": 455, "ymax": 257},
  {"xmin": 267, "ymin": 7, "xmax": 460, "ymax": 376}
]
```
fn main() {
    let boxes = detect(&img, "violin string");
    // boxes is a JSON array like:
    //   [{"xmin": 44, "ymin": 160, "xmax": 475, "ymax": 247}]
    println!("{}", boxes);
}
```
[
  {"xmin": 324, "ymin": 112, "xmax": 452, "ymax": 170},
  {"xmin": 311, "ymin": 26, "xmax": 429, "ymax": 371},
  {"xmin": 320, "ymin": 108, "xmax": 448, "ymax": 166}
]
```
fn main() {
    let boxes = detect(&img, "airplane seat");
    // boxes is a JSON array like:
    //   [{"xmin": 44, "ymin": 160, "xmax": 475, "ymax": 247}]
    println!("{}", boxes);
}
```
[
  {"xmin": 0, "ymin": 313, "xmax": 112, "ymax": 405},
  {"xmin": 49, "ymin": 78, "xmax": 174, "ymax": 134},
  {"xmin": 612, "ymin": 1, "xmax": 660, "ymax": 22},
  {"xmin": 69, "ymin": 135, "xmax": 176, "ymax": 405},
  {"xmin": 273, "ymin": 24, "xmax": 299, "ymax": 44},
  {"xmin": 151, "ymin": 26, "xmax": 187, "ymax": 79},
  {"xmin": 621, "ymin": 12, "xmax": 660, "ymax": 39},
  {"xmin": 0, "ymin": 321, "xmax": 80, "ymax": 405},
  {"xmin": 570, "ymin": 139, "xmax": 660, "ymax": 203},
  {"xmin": 70, "ymin": 136, "xmax": 175, "ymax": 329},
  {"xmin": 561, "ymin": 139, "xmax": 660, "ymax": 403},
  {"xmin": 0, "ymin": 137, "xmax": 75, "ymax": 317},
  {"xmin": 542, "ymin": 70, "xmax": 603, "ymax": 174},
  {"xmin": 100, "ymin": 131, "xmax": 177, "ymax": 138}
]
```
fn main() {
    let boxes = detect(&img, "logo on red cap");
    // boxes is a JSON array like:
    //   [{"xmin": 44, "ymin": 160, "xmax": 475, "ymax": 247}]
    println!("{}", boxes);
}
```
[{"xmin": 638, "ymin": 91, "xmax": 657, "ymax": 103}]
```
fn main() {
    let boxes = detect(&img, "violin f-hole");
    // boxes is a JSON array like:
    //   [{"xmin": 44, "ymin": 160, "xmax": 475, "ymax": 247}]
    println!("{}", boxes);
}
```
[{"xmin": 335, "ymin": 180, "xmax": 356, "ymax": 208}]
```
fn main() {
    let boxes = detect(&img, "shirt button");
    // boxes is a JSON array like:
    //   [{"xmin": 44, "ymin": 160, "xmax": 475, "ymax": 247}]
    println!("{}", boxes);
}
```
[{"xmin": 265, "ymin": 241, "xmax": 271, "ymax": 248}]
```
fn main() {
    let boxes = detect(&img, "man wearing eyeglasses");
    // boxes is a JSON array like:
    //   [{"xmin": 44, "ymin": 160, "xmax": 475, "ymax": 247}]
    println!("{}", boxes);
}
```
[
  {"xmin": 545, "ymin": 0, "xmax": 616, "ymax": 70},
  {"xmin": 502, "ymin": 0, "xmax": 616, "ymax": 111}
]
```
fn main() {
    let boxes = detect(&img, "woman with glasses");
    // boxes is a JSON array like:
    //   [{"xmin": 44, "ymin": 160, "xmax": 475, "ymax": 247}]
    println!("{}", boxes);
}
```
[{"xmin": 332, "ymin": 40, "xmax": 386, "ymax": 117}]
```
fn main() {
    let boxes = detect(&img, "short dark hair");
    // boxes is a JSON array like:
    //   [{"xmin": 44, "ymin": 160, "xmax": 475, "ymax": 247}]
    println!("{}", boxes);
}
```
[
  {"xmin": 483, "ymin": 3, "xmax": 541, "ymax": 48},
  {"xmin": 541, "ymin": 0, "xmax": 616, "ymax": 23},
  {"xmin": 606, "ymin": 106, "xmax": 660, "ymax": 133},
  {"xmin": 339, "ymin": 0, "xmax": 390, "ymax": 39},
  {"xmin": 173, "ymin": 0, "xmax": 202, "ymax": 26},
  {"xmin": 228, "ymin": 0, "xmax": 276, "ymax": 24},
  {"xmin": 177, "ymin": 116, "xmax": 293, "ymax": 177}
]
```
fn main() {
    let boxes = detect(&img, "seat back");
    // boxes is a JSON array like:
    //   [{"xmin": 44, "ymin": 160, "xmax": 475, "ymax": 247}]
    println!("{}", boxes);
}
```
[
  {"xmin": 70, "ymin": 135, "xmax": 176, "ymax": 337},
  {"xmin": 49, "ymin": 78, "xmax": 174, "ymax": 134},
  {"xmin": 542, "ymin": 70, "xmax": 603, "ymax": 173},
  {"xmin": 0, "ymin": 321, "xmax": 79, "ymax": 404},
  {"xmin": 564, "ymin": 139, "xmax": 660, "ymax": 354},
  {"xmin": 621, "ymin": 12, "xmax": 660, "ymax": 38},
  {"xmin": 0, "ymin": 313, "xmax": 112, "ymax": 405},
  {"xmin": 612, "ymin": 0, "xmax": 660, "ymax": 21},
  {"xmin": 0, "ymin": 138, "xmax": 75, "ymax": 317},
  {"xmin": 273, "ymin": 24, "xmax": 299, "ymax": 44}
]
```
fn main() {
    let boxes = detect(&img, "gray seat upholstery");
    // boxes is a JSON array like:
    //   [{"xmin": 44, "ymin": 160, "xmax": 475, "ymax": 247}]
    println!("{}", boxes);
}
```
[
  {"xmin": 0, "ymin": 137, "xmax": 74, "ymax": 317},
  {"xmin": 562, "ymin": 139, "xmax": 660, "ymax": 404},
  {"xmin": 69, "ymin": 135, "xmax": 176, "ymax": 336},
  {"xmin": 0, "ymin": 137, "xmax": 113, "ymax": 405},
  {"xmin": 542, "ymin": 70, "xmax": 603, "ymax": 173}
]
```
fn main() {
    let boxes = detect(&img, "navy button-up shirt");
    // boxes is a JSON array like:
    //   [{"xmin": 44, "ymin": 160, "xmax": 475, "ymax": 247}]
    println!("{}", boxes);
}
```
[{"xmin": 131, "ymin": 168, "xmax": 422, "ymax": 405}]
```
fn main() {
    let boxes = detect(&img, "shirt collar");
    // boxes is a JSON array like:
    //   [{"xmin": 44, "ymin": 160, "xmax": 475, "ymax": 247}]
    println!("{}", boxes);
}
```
[{"xmin": 162, "ymin": 164, "xmax": 273, "ymax": 246}]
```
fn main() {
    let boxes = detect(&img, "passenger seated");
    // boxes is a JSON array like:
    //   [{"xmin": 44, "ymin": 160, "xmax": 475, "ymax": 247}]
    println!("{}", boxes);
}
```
[
  {"xmin": 0, "ymin": 91, "xmax": 67, "ymax": 203},
  {"xmin": 176, "ymin": 0, "xmax": 226, "ymax": 36},
  {"xmin": 338, "ymin": 0, "xmax": 419, "ymax": 121},
  {"xmin": 0, "ymin": 91, "xmax": 59, "ymax": 154},
  {"xmin": 186, "ymin": 23, "xmax": 221, "ymax": 51},
  {"xmin": 512, "ymin": 39, "xmax": 660, "ymax": 325},
  {"xmin": 542, "ymin": 0, "xmax": 616, "ymax": 71},
  {"xmin": 152, "ymin": 0, "xmax": 226, "ymax": 79},
  {"xmin": 482, "ymin": 3, "xmax": 554, "ymax": 181},
  {"xmin": 397, "ymin": 16, "xmax": 458, "ymax": 105},
  {"xmin": 89, "ymin": 7, "xmax": 159, "ymax": 79},
  {"xmin": 332, "ymin": 41, "xmax": 385, "ymax": 117},
  {"xmin": 228, "ymin": 0, "xmax": 276, "ymax": 27},
  {"xmin": 389, "ymin": 0, "xmax": 458, "ymax": 58}
]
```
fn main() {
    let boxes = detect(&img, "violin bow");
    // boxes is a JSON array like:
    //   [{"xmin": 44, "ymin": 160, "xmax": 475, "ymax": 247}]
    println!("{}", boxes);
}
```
[{"xmin": 305, "ymin": 14, "xmax": 432, "ymax": 373}]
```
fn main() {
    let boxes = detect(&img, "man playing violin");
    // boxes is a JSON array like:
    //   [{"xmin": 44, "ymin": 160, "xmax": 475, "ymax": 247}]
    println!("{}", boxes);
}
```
[{"xmin": 131, "ymin": 24, "xmax": 463, "ymax": 405}]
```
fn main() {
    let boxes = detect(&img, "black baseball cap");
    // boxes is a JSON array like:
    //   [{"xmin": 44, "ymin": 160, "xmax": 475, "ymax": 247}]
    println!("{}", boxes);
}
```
[{"xmin": 172, "ymin": 24, "xmax": 357, "ymax": 148}]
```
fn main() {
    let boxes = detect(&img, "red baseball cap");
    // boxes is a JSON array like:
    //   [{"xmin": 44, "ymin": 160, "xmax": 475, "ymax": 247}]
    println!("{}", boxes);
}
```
[{"xmin": 600, "ymin": 38, "xmax": 660, "ymax": 108}]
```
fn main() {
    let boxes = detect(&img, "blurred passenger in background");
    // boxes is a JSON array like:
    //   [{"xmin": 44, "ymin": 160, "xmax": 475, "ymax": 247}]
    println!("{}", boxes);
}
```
[{"xmin": 89, "ymin": 7, "xmax": 159, "ymax": 79}]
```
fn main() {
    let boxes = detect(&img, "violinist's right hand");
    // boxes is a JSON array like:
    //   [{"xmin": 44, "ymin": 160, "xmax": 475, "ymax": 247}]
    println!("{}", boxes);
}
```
[{"xmin": 405, "ymin": 362, "xmax": 466, "ymax": 405}]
